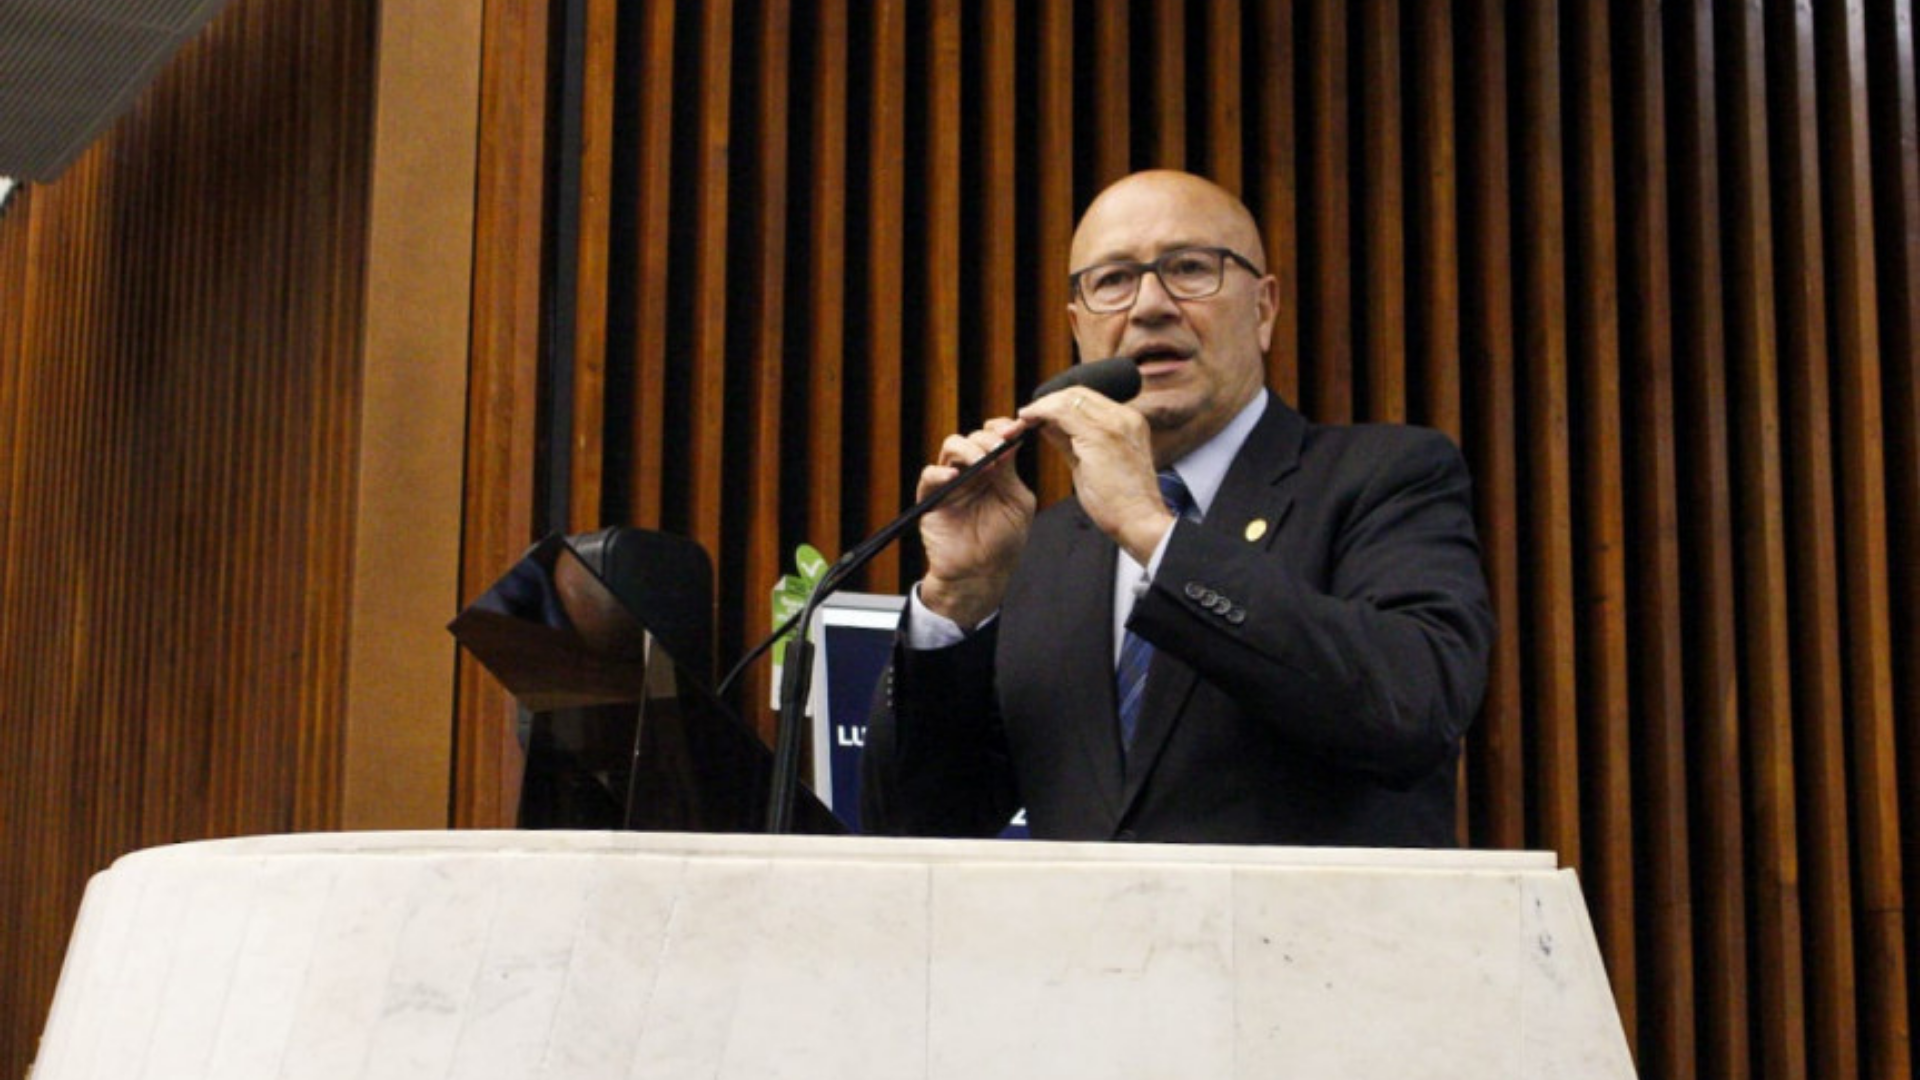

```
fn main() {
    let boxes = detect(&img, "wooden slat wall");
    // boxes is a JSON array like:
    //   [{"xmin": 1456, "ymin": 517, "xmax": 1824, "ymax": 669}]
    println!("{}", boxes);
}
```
[
  {"xmin": 454, "ymin": 0, "xmax": 549, "ymax": 829},
  {"xmin": 1875, "ymin": 0, "xmax": 1920, "ymax": 1073},
  {"xmin": 1036, "ymin": 0, "xmax": 1077, "ymax": 502},
  {"xmin": 5, "ymin": 1, "xmax": 1920, "ymax": 1077},
  {"xmin": 1615, "ymin": 1, "xmax": 1696, "ymax": 1073},
  {"xmin": 1663, "ymin": 3, "xmax": 1753, "ymax": 1073},
  {"xmin": 499, "ymin": 2, "xmax": 1920, "ymax": 1076},
  {"xmin": 569, "ymin": 0, "xmax": 618, "ymax": 533},
  {"xmin": 1459, "ymin": 0, "xmax": 1528, "ymax": 858},
  {"xmin": 1251, "ymin": 0, "xmax": 1299, "ymax": 402},
  {"xmin": 1824, "ymin": 7, "xmax": 1914, "ymax": 1080},
  {"xmin": 742, "ymin": 0, "xmax": 795, "ymax": 736},
  {"xmin": 1773, "ymin": 5, "xmax": 1859, "ymax": 1077},
  {"xmin": 0, "ymin": 0, "xmax": 374, "ymax": 1072},
  {"xmin": 1568, "ymin": 0, "xmax": 1638, "ymax": 1036},
  {"xmin": 1301, "ymin": 0, "xmax": 1352, "ymax": 423},
  {"xmin": 1725, "ymin": 3, "xmax": 1814, "ymax": 1077}
]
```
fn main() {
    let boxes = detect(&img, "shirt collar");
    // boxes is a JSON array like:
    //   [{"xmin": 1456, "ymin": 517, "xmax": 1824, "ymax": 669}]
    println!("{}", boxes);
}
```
[{"xmin": 1165, "ymin": 390, "xmax": 1267, "ymax": 522}]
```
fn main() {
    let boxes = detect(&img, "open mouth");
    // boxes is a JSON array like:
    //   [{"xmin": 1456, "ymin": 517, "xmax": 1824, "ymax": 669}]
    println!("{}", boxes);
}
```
[{"xmin": 1130, "ymin": 346, "xmax": 1193, "ymax": 374}]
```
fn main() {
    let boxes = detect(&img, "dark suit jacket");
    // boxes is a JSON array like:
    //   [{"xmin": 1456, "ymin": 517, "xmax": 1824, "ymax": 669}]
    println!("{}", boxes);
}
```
[{"xmin": 861, "ymin": 393, "xmax": 1494, "ymax": 847}]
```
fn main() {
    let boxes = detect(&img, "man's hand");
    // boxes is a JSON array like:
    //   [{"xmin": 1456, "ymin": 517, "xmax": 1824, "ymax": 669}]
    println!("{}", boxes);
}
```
[
  {"xmin": 917, "ymin": 417, "xmax": 1037, "ymax": 629},
  {"xmin": 1019, "ymin": 390, "xmax": 1175, "ymax": 564}
]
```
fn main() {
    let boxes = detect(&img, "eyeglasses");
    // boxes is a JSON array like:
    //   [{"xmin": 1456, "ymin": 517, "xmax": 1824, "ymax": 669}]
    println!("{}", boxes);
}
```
[{"xmin": 1069, "ymin": 246, "xmax": 1262, "ymax": 314}]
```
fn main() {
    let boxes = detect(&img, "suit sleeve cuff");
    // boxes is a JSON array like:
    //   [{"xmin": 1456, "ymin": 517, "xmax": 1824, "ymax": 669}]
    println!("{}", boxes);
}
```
[
  {"xmin": 1142, "ymin": 518, "xmax": 1178, "ymax": 582},
  {"xmin": 906, "ymin": 582, "xmax": 998, "ymax": 649}
]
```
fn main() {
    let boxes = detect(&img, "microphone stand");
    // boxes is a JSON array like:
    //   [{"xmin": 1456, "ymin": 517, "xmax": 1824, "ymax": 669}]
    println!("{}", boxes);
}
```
[
  {"xmin": 758, "ymin": 354, "xmax": 1139, "ymax": 834},
  {"xmin": 764, "ymin": 428, "xmax": 1033, "ymax": 834}
]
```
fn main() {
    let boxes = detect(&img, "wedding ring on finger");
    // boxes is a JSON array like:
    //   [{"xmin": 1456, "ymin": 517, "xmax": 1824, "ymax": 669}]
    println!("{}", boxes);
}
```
[{"xmin": 1072, "ymin": 394, "xmax": 1086, "ymax": 413}]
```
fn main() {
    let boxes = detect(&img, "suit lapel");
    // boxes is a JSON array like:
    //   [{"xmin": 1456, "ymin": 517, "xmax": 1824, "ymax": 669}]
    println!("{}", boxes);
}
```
[
  {"xmin": 1118, "ymin": 394, "xmax": 1308, "ymax": 809},
  {"xmin": 1059, "ymin": 504, "xmax": 1128, "ymax": 817}
]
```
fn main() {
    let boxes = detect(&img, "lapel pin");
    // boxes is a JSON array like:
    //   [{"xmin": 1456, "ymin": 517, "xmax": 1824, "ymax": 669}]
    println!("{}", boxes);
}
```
[{"xmin": 1244, "ymin": 518, "xmax": 1269, "ymax": 542}]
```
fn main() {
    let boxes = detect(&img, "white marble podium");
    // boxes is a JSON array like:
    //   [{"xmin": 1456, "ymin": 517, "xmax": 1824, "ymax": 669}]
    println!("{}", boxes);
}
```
[{"xmin": 33, "ymin": 831, "xmax": 1636, "ymax": 1079}]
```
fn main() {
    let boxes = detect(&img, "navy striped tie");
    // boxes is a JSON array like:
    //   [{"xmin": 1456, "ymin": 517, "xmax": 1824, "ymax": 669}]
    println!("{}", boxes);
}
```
[{"xmin": 1116, "ymin": 470, "xmax": 1193, "ymax": 748}]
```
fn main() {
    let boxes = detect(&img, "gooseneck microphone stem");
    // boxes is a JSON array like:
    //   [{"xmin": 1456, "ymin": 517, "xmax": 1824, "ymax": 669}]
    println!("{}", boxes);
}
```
[
  {"xmin": 764, "ymin": 427, "xmax": 1035, "ymax": 833},
  {"xmin": 762, "ymin": 356, "xmax": 1141, "ymax": 834}
]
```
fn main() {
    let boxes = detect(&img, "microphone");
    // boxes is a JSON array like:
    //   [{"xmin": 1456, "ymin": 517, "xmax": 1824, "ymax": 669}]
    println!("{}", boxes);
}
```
[
  {"xmin": 758, "ymin": 355, "xmax": 1141, "ymax": 833},
  {"xmin": 901, "ymin": 354, "xmax": 1142, "ymax": 516},
  {"xmin": 1030, "ymin": 353, "xmax": 1144, "ymax": 401}
]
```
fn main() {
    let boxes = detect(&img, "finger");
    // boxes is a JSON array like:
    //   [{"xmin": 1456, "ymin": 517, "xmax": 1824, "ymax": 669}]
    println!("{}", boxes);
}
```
[
  {"xmin": 962, "ymin": 418, "xmax": 1030, "ymax": 460},
  {"xmin": 1031, "ymin": 420, "xmax": 1077, "ymax": 464},
  {"xmin": 936, "ymin": 431, "xmax": 992, "ymax": 469},
  {"xmin": 916, "ymin": 463, "xmax": 960, "ymax": 501},
  {"xmin": 982, "ymin": 416, "xmax": 1029, "ymax": 441},
  {"xmin": 1019, "ymin": 387, "xmax": 1118, "ymax": 432},
  {"xmin": 929, "ymin": 428, "xmax": 1026, "ymax": 502}
]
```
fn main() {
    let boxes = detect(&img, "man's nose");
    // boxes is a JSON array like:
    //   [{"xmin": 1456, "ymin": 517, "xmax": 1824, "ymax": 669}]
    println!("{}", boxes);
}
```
[{"xmin": 1130, "ymin": 269, "xmax": 1181, "ymax": 321}]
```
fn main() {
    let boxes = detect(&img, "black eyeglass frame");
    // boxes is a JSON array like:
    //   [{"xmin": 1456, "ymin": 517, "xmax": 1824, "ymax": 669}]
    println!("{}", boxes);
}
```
[{"xmin": 1067, "ymin": 246, "xmax": 1263, "ymax": 313}]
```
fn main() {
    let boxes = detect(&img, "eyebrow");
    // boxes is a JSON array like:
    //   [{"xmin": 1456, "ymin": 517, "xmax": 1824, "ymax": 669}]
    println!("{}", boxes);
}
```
[{"xmin": 1076, "ymin": 240, "xmax": 1213, "ymax": 268}]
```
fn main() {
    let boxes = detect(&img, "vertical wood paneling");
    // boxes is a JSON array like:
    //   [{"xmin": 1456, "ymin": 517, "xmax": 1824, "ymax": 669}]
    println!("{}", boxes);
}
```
[
  {"xmin": 1356, "ymin": 0, "xmax": 1405, "ymax": 424},
  {"xmin": 0, "ymin": 195, "xmax": 30, "ymax": 594},
  {"xmin": 805, "ymin": 0, "xmax": 847, "ymax": 552},
  {"xmin": 159, "ymin": 53, "xmax": 210, "ymax": 843},
  {"xmin": 1457, "ymin": 0, "xmax": 1527, "ymax": 852},
  {"xmin": 1407, "ymin": 2, "xmax": 1460, "ymax": 439},
  {"xmin": 1150, "ymin": 0, "xmax": 1186, "ymax": 168},
  {"xmin": 285, "ymin": 0, "xmax": 343, "ymax": 831},
  {"xmin": 455, "ymin": 0, "xmax": 547, "ymax": 828},
  {"xmin": 343, "ymin": 0, "xmax": 478, "ymax": 830},
  {"xmin": 1203, "ymin": 0, "xmax": 1244, "ymax": 192},
  {"xmin": 1037, "ymin": 0, "xmax": 1076, "ymax": 505},
  {"xmin": 1818, "ymin": 6, "xmax": 1914, "ymax": 1078},
  {"xmin": 687, "ymin": 0, "xmax": 734, "ymax": 571},
  {"xmin": 741, "ymin": 0, "xmax": 794, "ymax": 740},
  {"xmin": 1249, "ymin": 0, "xmax": 1298, "ymax": 412},
  {"xmin": 568, "ymin": 0, "xmax": 617, "ymax": 533},
  {"xmin": 11, "ymin": 4, "xmax": 1920, "ymax": 1077},
  {"xmin": 1091, "ymin": 1, "xmax": 1130, "ymax": 187},
  {"xmin": 1412, "ymin": 5, "xmax": 1469, "ymax": 842},
  {"xmin": 1616, "ymin": 1, "xmax": 1697, "ymax": 1073},
  {"xmin": 1566, "ymin": 0, "xmax": 1643, "ymax": 1037},
  {"xmin": 924, "ymin": 0, "xmax": 962, "ymax": 454},
  {"xmin": 1770, "ymin": 4, "xmax": 1858, "ymax": 1077},
  {"xmin": 629, "ymin": 0, "xmax": 675, "ymax": 527},
  {"xmin": 862, "ymin": 0, "xmax": 906, "ymax": 588},
  {"xmin": 1300, "ymin": 0, "xmax": 1350, "ymax": 422},
  {"xmin": 14, "ymin": 186, "xmax": 63, "ymax": 1066},
  {"xmin": 1565, "ymin": 0, "xmax": 1637, "ymax": 1040},
  {"xmin": 1664, "ymin": 4, "xmax": 1753, "ymax": 1073},
  {"xmin": 1512, "ymin": 2, "xmax": 1582, "ymax": 867},
  {"xmin": 1865, "ymin": 0, "xmax": 1920, "ymax": 1059},
  {"xmin": 1719, "ymin": 3, "xmax": 1810, "ymax": 1076},
  {"xmin": 0, "ymin": 209, "xmax": 28, "ymax": 1071},
  {"xmin": 980, "ymin": 0, "xmax": 1018, "ymax": 418},
  {"xmin": 0, "ymin": 202, "xmax": 33, "ymax": 963},
  {"xmin": 231, "ymin": 7, "xmax": 278, "ymax": 829},
  {"xmin": 0, "ymin": 0, "xmax": 375, "ymax": 1070}
]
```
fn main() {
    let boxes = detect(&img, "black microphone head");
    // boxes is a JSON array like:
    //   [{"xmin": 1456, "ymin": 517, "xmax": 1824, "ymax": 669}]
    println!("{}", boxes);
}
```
[{"xmin": 1031, "ymin": 355, "xmax": 1142, "ymax": 402}]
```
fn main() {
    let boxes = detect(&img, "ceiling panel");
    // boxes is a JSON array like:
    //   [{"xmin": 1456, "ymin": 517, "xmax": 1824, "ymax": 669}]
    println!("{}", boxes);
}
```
[{"xmin": 0, "ymin": 0, "xmax": 237, "ymax": 181}]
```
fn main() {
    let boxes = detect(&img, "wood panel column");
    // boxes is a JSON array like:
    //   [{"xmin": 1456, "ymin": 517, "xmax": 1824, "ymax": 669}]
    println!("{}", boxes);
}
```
[{"xmin": 342, "ymin": 0, "xmax": 485, "ymax": 828}]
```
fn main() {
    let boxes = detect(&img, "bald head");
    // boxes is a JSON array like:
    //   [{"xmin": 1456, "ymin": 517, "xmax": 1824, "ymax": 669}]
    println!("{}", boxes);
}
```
[{"xmin": 1069, "ymin": 170, "xmax": 1266, "ymax": 275}]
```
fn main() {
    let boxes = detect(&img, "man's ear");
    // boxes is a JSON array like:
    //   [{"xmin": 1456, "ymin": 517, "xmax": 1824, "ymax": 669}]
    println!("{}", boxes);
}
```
[{"xmin": 1255, "ymin": 274, "xmax": 1279, "ymax": 352}]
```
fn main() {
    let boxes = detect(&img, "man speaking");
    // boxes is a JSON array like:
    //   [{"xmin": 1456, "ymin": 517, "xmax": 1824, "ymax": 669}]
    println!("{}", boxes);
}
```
[{"xmin": 861, "ymin": 170, "xmax": 1494, "ymax": 847}]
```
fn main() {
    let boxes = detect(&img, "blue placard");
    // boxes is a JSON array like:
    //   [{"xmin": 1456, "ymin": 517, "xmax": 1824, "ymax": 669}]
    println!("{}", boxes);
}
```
[{"xmin": 810, "ymin": 595, "xmax": 1027, "ymax": 838}]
